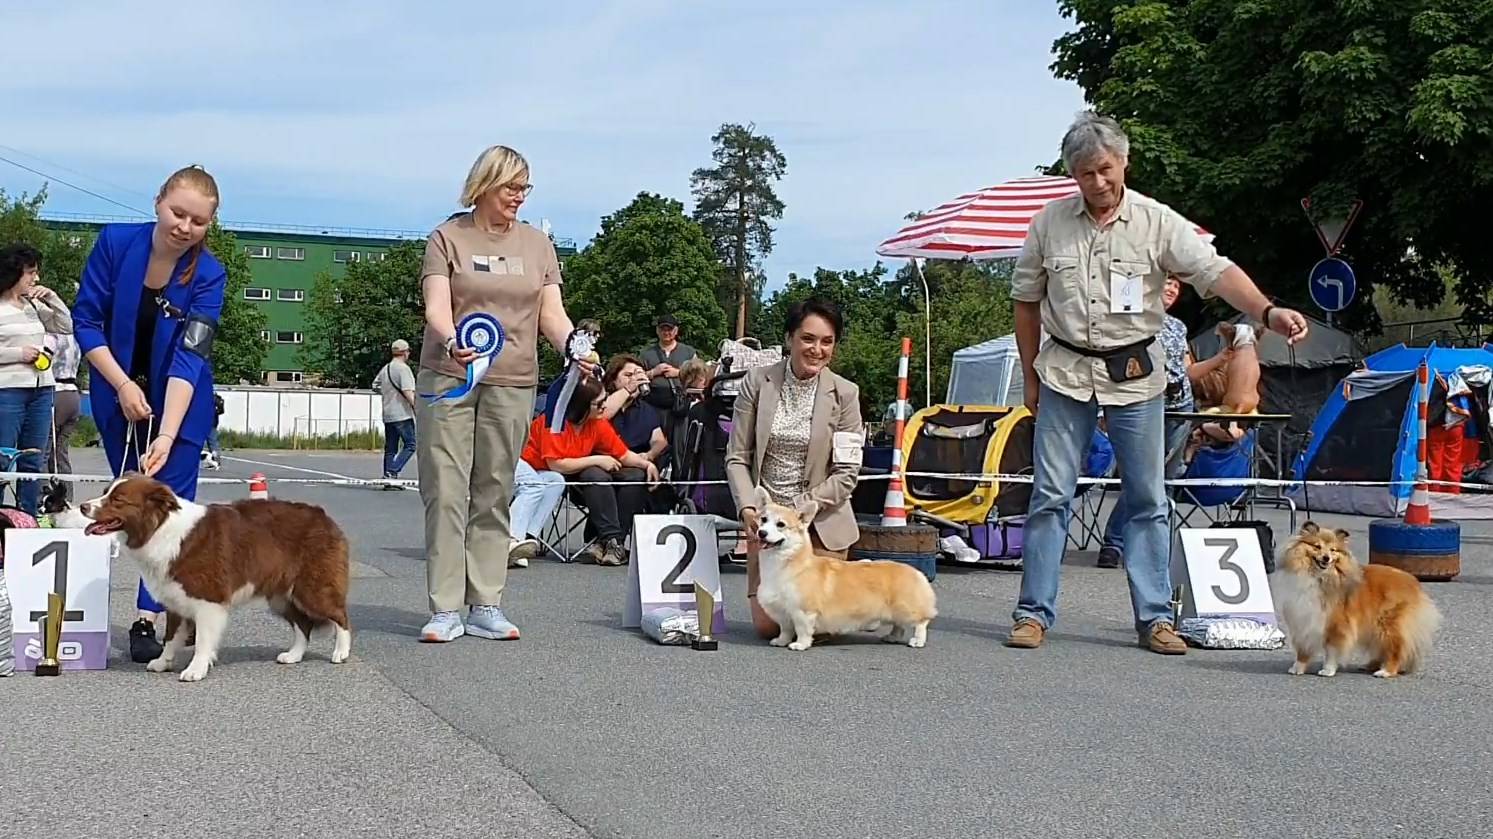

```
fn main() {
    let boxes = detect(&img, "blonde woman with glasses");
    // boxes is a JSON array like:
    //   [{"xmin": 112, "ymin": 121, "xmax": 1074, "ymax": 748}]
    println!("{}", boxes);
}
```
[{"xmin": 416, "ymin": 144, "xmax": 590, "ymax": 643}]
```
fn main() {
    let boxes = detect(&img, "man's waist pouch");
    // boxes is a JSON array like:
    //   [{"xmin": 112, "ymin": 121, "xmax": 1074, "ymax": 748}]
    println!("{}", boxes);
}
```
[{"xmin": 1050, "ymin": 335, "xmax": 1156, "ymax": 384}]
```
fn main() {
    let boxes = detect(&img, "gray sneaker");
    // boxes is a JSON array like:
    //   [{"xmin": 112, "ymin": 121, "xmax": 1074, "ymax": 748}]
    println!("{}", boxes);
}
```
[
  {"xmin": 419, "ymin": 611, "xmax": 465, "ymax": 643},
  {"xmin": 467, "ymin": 605, "xmax": 520, "ymax": 640}
]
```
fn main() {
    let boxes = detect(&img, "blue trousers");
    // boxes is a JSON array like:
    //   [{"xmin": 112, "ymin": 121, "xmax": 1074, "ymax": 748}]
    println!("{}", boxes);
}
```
[
  {"xmin": 383, "ymin": 419, "xmax": 416, "ymax": 476},
  {"xmin": 1014, "ymin": 385, "xmax": 1172, "ymax": 635},
  {"xmin": 0, "ymin": 386, "xmax": 55, "ymax": 514},
  {"xmin": 100, "ymin": 421, "xmax": 202, "ymax": 614}
]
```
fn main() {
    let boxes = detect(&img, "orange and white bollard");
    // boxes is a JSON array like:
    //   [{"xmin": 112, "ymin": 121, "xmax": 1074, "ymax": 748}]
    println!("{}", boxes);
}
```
[
  {"xmin": 881, "ymin": 337, "xmax": 912, "ymax": 527},
  {"xmin": 1405, "ymin": 361, "xmax": 1432, "ymax": 525},
  {"xmin": 249, "ymin": 472, "xmax": 269, "ymax": 500}
]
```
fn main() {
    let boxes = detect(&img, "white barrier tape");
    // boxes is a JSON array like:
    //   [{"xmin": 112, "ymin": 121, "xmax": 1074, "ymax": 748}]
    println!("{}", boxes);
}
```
[{"xmin": 0, "ymin": 469, "xmax": 1487, "ymax": 492}]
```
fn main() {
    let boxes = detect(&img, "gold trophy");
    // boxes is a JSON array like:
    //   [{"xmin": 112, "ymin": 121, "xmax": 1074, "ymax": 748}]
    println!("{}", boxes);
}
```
[
  {"xmin": 691, "ymin": 582, "xmax": 718, "ymax": 651},
  {"xmin": 35, "ymin": 591, "xmax": 64, "ymax": 676}
]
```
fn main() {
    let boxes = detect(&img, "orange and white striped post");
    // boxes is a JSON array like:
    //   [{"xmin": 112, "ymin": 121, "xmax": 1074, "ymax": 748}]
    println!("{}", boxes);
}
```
[
  {"xmin": 881, "ymin": 337, "xmax": 912, "ymax": 527},
  {"xmin": 249, "ymin": 472, "xmax": 269, "ymax": 500},
  {"xmin": 1405, "ymin": 361, "xmax": 1432, "ymax": 525}
]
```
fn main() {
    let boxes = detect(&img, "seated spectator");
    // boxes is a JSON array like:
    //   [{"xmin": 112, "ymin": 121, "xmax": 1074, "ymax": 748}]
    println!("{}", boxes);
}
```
[
  {"xmin": 529, "ymin": 376, "xmax": 659, "ymax": 566},
  {"xmin": 600, "ymin": 353, "xmax": 667, "ymax": 462}
]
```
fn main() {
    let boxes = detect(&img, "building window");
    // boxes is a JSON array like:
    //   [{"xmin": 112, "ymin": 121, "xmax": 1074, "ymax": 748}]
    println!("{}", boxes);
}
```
[
  {"xmin": 276, "ymin": 247, "xmax": 305, "ymax": 261},
  {"xmin": 67, "ymin": 235, "xmax": 83, "ymax": 247},
  {"xmin": 557, "ymin": 259, "xmax": 565, "ymax": 272},
  {"xmin": 275, "ymin": 331, "xmax": 303, "ymax": 344},
  {"xmin": 333, "ymin": 291, "xmax": 343, "ymax": 304},
  {"xmin": 365, "ymin": 252, "xmax": 386, "ymax": 262},
  {"xmin": 332, "ymin": 250, "xmax": 360, "ymax": 263},
  {"xmin": 270, "ymin": 370, "xmax": 304, "ymax": 384},
  {"xmin": 259, "ymin": 330, "xmax": 271, "ymax": 341},
  {"xmin": 244, "ymin": 288, "xmax": 271, "ymax": 301},
  {"xmin": 245, "ymin": 245, "xmax": 272, "ymax": 259},
  {"xmin": 277, "ymin": 288, "xmax": 305, "ymax": 302}
]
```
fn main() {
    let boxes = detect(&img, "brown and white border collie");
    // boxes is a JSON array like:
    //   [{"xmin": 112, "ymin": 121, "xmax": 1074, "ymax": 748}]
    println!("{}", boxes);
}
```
[{"xmin": 73, "ymin": 474, "xmax": 352, "ymax": 682}]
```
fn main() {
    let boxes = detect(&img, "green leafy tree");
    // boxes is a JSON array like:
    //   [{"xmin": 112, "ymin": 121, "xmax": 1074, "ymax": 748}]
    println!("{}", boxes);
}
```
[
  {"xmin": 1051, "ymin": 0, "xmax": 1493, "ymax": 331},
  {"xmin": 302, "ymin": 240, "xmax": 426, "ymax": 387},
  {"xmin": 563, "ymin": 192, "xmax": 727, "ymax": 361},
  {"xmin": 203, "ymin": 222, "xmax": 269, "ymax": 383},
  {"xmin": 690, "ymin": 123, "xmax": 787, "ymax": 338},
  {"xmin": 0, "ymin": 186, "xmax": 87, "ymax": 304},
  {"xmin": 892, "ymin": 260, "xmax": 1016, "ymax": 408}
]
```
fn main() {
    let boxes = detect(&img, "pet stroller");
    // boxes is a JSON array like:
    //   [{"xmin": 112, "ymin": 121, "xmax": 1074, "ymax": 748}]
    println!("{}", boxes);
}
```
[
  {"xmin": 670, "ymin": 368, "xmax": 746, "ymax": 519},
  {"xmin": 899, "ymin": 405, "xmax": 1113, "ymax": 567}
]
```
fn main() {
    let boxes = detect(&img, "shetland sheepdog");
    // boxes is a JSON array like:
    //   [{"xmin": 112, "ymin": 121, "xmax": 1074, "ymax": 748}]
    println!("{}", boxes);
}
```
[
  {"xmin": 751, "ymin": 487, "xmax": 937, "ymax": 651},
  {"xmin": 1275, "ymin": 521, "xmax": 1441, "ymax": 678}
]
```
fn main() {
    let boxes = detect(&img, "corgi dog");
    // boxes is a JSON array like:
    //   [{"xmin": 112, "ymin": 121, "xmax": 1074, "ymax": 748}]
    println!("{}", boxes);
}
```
[
  {"xmin": 1275, "ymin": 521, "xmax": 1441, "ymax": 678},
  {"xmin": 751, "ymin": 487, "xmax": 936, "ymax": 651}
]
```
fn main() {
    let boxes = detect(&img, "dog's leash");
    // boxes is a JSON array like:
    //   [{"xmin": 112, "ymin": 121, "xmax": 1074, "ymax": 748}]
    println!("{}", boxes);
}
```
[{"xmin": 121, "ymin": 415, "xmax": 158, "ymax": 477}]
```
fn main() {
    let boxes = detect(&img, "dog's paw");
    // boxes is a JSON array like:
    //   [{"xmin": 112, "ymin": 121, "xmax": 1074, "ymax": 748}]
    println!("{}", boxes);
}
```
[
  {"xmin": 769, "ymin": 635, "xmax": 792, "ymax": 647},
  {"xmin": 787, "ymin": 640, "xmax": 812, "ymax": 651},
  {"xmin": 1316, "ymin": 667, "xmax": 1337, "ymax": 678},
  {"xmin": 179, "ymin": 661, "xmax": 211, "ymax": 682},
  {"xmin": 145, "ymin": 656, "xmax": 174, "ymax": 673},
  {"xmin": 276, "ymin": 651, "xmax": 304, "ymax": 665},
  {"xmin": 1372, "ymin": 668, "xmax": 1397, "ymax": 679},
  {"xmin": 1288, "ymin": 661, "xmax": 1307, "ymax": 676},
  {"xmin": 907, "ymin": 636, "xmax": 926, "ymax": 649},
  {"xmin": 330, "ymin": 649, "xmax": 349, "ymax": 664}
]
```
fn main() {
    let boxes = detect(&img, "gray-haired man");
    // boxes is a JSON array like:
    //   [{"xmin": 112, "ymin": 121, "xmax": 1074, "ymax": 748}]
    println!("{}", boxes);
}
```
[
  {"xmin": 1005, "ymin": 111, "xmax": 1308, "ymax": 654},
  {"xmin": 376, "ymin": 339, "xmax": 418, "ymax": 481}
]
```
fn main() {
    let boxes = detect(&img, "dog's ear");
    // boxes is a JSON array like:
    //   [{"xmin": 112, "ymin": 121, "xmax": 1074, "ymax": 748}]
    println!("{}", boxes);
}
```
[
  {"xmin": 1333, "ymin": 528, "xmax": 1351, "ymax": 541},
  {"xmin": 752, "ymin": 485, "xmax": 770, "ymax": 512},
  {"xmin": 1300, "ymin": 521, "xmax": 1319, "ymax": 534},
  {"xmin": 146, "ymin": 483, "xmax": 181, "ymax": 514}
]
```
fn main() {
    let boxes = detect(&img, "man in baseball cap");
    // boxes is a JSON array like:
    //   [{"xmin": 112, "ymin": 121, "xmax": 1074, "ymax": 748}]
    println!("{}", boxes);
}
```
[
  {"xmin": 376, "ymin": 339, "xmax": 418, "ymax": 484},
  {"xmin": 641, "ymin": 314, "xmax": 697, "ymax": 416}
]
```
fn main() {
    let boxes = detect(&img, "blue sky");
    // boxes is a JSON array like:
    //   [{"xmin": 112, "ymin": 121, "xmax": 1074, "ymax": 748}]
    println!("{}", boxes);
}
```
[{"xmin": 1, "ymin": 1, "xmax": 1086, "ymax": 291}]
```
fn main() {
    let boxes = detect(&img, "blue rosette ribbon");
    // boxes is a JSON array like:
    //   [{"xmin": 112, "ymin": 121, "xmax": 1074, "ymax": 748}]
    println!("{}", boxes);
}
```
[{"xmin": 420, "ymin": 313, "xmax": 505, "ymax": 403}]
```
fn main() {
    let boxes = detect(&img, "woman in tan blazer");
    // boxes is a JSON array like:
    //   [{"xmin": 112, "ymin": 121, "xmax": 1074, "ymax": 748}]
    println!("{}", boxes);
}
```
[{"xmin": 725, "ymin": 298, "xmax": 865, "ymax": 639}]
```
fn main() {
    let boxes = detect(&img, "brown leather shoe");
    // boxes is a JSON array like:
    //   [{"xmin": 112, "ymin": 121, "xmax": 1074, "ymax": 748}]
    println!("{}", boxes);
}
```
[
  {"xmin": 1005, "ymin": 619, "xmax": 1046, "ymax": 649},
  {"xmin": 1145, "ymin": 622, "xmax": 1187, "ymax": 655}
]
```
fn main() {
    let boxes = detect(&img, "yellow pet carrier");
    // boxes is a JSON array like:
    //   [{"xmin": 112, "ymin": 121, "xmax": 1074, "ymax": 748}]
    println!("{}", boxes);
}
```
[{"xmin": 899, "ymin": 404, "xmax": 1036, "ymax": 525}]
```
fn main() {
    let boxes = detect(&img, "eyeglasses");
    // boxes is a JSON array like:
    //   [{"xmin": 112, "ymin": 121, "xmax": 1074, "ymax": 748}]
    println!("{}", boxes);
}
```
[{"xmin": 501, "ymin": 182, "xmax": 535, "ymax": 197}]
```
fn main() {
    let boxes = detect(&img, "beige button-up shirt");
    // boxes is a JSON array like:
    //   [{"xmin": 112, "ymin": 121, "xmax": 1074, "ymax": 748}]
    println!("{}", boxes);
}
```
[{"xmin": 1009, "ymin": 188, "xmax": 1234, "ymax": 406}]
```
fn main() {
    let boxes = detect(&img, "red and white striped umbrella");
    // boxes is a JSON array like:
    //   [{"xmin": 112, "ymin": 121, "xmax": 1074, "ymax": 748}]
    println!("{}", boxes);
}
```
[{"xmin": 875, "ymin": 175, "xmax": 1213, "ymax": 260}]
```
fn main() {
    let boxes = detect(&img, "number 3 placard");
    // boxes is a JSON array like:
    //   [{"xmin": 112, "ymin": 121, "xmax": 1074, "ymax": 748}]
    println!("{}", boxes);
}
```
[
  {"xmin": 4, "ymin": 528, "xmax": 113, "ymax": 671},
  {"xmin": 1176, "ymin": 528, "xmax": 1276, "ymax": 622},
  {"xmin": 624, "ymin": 514, "xmax": 725, "ymax": 629}
]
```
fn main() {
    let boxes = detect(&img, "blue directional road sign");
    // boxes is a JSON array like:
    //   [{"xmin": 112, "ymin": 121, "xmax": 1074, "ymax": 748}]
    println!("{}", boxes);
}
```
[{"xmin": 1309, "ymin": 257, "xmax": 1356, "ymax": 313}]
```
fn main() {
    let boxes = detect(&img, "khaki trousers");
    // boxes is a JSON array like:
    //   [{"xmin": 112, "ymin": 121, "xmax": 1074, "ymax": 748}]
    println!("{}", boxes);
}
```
[{"xmin": 416, "ymin": 370, "xmax": 534, "ymax": 614}]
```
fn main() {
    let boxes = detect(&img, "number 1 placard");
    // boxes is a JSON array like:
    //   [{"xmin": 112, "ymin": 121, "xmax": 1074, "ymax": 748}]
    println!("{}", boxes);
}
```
[
  {"xmin": 624, "ymin": 514, "xmax": 725, "ymax": 630},
  {"xmin": 1175, "ymin": 527, "xmax": 1276, "ymax": 622},
  {"xmin": 4, "ymin": 529, "xmax": 113, "ymax": 671}
]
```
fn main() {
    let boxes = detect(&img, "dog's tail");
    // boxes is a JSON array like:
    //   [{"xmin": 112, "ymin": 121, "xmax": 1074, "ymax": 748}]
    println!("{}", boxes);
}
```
[{"xmin": 1400, "ymin": 593, "xmax": 1443, "ymax": 673}]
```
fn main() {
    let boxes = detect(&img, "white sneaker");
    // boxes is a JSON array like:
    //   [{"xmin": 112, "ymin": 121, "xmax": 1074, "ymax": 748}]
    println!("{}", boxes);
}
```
[
  {"xmin": 508, "ymin": 538, "xmax": 538, "ymax": 568},
  {"xmin": 419, "ymin": 611, "xmax": 465, "ymax": 643}
]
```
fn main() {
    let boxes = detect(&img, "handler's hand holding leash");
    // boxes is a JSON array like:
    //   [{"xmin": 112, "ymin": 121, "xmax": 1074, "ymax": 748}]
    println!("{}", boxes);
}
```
[
  {"xmin": 1262, "ymin": 304, "xmax": 1310, "ymax": 346},
  {"xmin": 118, "ymin": 381, "xmax": 153, "ymax": 422},
  {"xmin": 142, "ymin": 434, "xmax": 174, "ymax": 476}
]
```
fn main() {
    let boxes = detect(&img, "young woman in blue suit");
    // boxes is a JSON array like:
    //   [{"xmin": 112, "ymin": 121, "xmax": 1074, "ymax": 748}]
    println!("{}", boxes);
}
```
[{"xmin": 72, "ymin": 165, "xmax": 227, "ymax": 665}]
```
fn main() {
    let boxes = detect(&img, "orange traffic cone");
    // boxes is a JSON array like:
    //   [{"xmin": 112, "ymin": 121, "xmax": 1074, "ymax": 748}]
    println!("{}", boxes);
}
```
[
  {"xmin": 249, "ymin": 472, "xmax": 269, "ymax": 500},
  {"xmin": 1405, "ymin": 361, "xmax": 1432, "ymax": 525},
  {"xmin": 881, "ymin": 338, "xmax": 912, "ymax": 527}
]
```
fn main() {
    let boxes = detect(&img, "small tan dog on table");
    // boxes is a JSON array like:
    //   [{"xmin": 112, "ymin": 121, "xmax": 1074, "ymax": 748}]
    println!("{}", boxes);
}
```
[
  {"xmin": 1276, "ymin": 522, "xmax": 1441, "ymax": 679},
  {"xmin": 750, "ymin": 487, "xmax": 937, "ymax": 651}
]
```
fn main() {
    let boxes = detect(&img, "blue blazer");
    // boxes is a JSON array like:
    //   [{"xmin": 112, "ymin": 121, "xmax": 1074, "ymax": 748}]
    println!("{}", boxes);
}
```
[{"xmin": 72, "ymin": 222, "xmax": 226, "ymax": 448}]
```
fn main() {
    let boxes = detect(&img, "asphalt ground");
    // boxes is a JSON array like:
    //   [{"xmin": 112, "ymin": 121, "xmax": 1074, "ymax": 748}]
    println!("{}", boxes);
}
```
[{"xmin": 5, "ymin": 447, "xmax": 1491, "ymax": 839}]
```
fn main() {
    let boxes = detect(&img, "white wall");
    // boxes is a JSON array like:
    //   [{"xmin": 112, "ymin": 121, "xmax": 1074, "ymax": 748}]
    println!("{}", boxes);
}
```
[{"xmin": 222, "ymin": 386, "xmax": 381, "ymax": 437}]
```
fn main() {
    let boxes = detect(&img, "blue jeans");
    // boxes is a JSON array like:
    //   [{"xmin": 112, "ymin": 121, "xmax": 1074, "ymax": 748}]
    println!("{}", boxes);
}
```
[
  {"xmin": 0, "ymin": 386, "xmax": 55, "ymax": 514},
  {"xmin": 205, "ymin": 426, "xmax": 220, "ymax": 455},
  {"xmin": 1101, "ymin": 414, "xmax": 1192, "ymax": 553},
  {"xmin": 384, "ymin": 419, "xmax": 416, "ymax": 477},
  {"xmin": 1014, "ymin": 385, "xmax": 1172, "ymax": 635},
  {"xmin": 510, "ymin": 460, "xmax": 565, "ymax": 540}
]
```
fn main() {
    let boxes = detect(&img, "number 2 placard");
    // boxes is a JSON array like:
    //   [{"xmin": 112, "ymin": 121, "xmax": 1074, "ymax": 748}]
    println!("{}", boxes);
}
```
[
  {"xmin": 1176, "ymin": 528, "xmax": 1276, "ymax": 622},
  {"xmin": 4, "ymin": 528, "xmax": 113, "ymax": 671},
  {"xmin": 624, "ymin": 514, "xmax": 725, "ymax": 629}
]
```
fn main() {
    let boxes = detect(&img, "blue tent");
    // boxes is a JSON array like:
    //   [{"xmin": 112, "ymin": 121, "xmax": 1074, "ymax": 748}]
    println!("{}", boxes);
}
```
[{"xmin": 1291, "ymin": 342, "xmax": 1493, "ymax": 518}]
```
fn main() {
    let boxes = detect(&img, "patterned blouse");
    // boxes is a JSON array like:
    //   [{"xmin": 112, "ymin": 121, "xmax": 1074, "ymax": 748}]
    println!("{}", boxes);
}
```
[
  {"xmin": 1160, "ymin": 314, "xmax": 1193, "ymax": 411},
  {"xmin": 759, "ymin": 365, "xmax": 819, "ymax": 504}
]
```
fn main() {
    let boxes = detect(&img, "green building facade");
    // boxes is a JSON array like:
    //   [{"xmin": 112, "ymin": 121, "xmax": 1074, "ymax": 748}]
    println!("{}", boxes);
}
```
[{"xmin": 40, "ymin": 213, "xmax": 576, "ymax": 385}]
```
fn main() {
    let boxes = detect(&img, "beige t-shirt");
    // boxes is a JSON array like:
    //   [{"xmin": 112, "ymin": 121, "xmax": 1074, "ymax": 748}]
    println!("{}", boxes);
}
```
[{"xmin": 419, "ymin": 214, "xmax": 563, "ymax": 387}]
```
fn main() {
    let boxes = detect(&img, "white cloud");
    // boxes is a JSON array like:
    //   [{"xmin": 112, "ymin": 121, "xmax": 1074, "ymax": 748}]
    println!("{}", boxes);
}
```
[{"xmin": 2, "ymin": 0, "xmax": 1086, "ymax": 289}]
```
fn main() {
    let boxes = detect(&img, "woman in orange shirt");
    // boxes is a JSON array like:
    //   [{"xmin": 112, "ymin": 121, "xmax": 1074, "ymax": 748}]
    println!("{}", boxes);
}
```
[{"xmin": 509, "ymin": 376, "xmax": 659, "ymax": 566}]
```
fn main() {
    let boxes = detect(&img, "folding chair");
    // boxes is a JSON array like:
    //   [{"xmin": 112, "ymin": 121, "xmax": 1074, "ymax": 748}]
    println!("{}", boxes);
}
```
[{"xmin": 538, "ymin": 488, "xmax": 600, "ymax": 563}]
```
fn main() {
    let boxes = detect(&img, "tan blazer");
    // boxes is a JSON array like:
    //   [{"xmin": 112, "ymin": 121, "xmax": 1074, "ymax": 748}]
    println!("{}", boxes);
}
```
[{"xmin": 724, "ymin": 361, "xmax": 865, "ymax": 552}]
